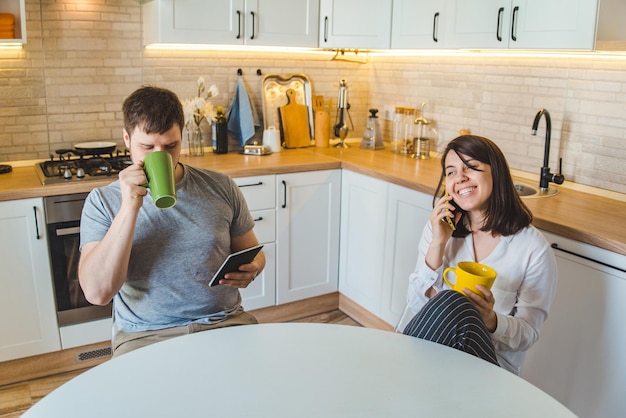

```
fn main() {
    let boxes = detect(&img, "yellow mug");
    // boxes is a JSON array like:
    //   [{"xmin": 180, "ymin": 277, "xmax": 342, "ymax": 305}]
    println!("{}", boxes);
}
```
[{"xmin": 443, "ymin": 261, "xmax": 497, "ymax": 296}]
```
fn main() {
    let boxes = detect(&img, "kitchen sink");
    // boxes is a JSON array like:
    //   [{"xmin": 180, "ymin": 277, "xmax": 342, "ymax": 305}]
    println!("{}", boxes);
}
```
[{"xmin": 514, "ymin": 181, "xmax": 559, "ymax": 198}]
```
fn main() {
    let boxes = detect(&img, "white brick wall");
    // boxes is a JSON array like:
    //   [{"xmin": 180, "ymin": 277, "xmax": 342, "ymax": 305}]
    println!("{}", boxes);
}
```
[{"xmin": 0, "ymin": 0, "xmax": 624, "ymax": 194}]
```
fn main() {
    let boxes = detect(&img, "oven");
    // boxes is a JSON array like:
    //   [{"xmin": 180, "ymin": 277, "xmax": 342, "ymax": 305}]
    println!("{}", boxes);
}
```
[{"xmin": 44, "ymin": 193, "xmax": 112, "ymax": 327}]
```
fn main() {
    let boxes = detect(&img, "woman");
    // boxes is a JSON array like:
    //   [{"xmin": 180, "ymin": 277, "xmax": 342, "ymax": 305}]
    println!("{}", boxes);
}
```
[{"xmin": 403, "ymin": 135, "xmax": 557, "ymax": 375}]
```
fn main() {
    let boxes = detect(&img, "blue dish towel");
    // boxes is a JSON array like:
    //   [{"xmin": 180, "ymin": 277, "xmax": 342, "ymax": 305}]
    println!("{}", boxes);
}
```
[{"xmin": 227, "ymin": 76, "xmax": 260, "ymax": 146}]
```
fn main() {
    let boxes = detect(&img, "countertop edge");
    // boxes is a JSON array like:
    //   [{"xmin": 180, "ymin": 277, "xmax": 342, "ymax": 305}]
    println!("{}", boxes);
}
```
[{"xmin": 1, "ymin": 149, "xmax": 624, "ymax": 257}]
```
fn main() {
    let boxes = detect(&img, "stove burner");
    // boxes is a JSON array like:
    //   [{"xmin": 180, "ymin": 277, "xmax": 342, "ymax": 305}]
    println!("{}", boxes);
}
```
[
  {"xmin": 85, "ymin": 158, "xmax": 113, "ymax": 176},
  {"xmin": 35, "ymin": 149, "xmax": 132, "ymax": 185}
]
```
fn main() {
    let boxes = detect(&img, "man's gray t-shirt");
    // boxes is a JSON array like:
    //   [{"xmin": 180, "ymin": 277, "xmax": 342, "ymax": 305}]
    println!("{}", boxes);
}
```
[{"xmin": 80, "ymin": 164, "xmax": 255, "ymax": 332}]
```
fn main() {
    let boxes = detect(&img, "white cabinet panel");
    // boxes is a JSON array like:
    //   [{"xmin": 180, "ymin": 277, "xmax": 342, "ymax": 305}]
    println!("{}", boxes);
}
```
[
  {"xmin": 507, "ymin": 0, "xmax": 597, "ymax": 49},
  {"xmin": 339, "ymin": 172, "xmax": 433, "ymax": 328},
  {"xmin": 0, "ymin": 0, "xmax": 26, "ymax": 43},
  {"xmin": 445, "ymin": 0, "xmax": 598, "ymax": 50},
  {"xmin": 391, "ymin": 0, "xmax": 447, "ymax": 48},
  {"xmin": 240, "ymin": 242, "xmax": 276, "ymax": 310},
  {"xmin": 0, "ymin": 198, "xmax": 61, "ymax": 361},
  {"xmin": 235, "ymin": 175, "xmax": 277, "ymax": 310},
  {"xmin": 379, "ymin": 184, "xmax": 432, "ymax": 326},
  {"xmin": 276, "ymin": 170, "xmax": 341, "ymax": 304},
  {"xmin": 319, "ymin": 0, "xmax": 392, "ymax": 49},
  {"xmin": 143, "ymin": 0, "xmax": 319, "ymax": 47},
  {"xmin": 235, "ymin": 174, "xmax": 276, "ymax": 211},
  {"xmin": 444, "ymin": 0, "xmax": 511, "ymax": 49},
  {"xmin": 246, "ymin": 0, "xmax": 319, "ymax": 47},
  {"xmin": 522, "ymin": 231, "xmax": 626, "ymax": 418},
  {"xmin": 339, "ymin": 170, "xmax": 388, "ymax": 314}
]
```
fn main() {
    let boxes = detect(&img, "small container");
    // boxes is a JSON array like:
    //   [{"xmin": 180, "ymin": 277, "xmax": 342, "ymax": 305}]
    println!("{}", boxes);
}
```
[{"xmin": 263, "ymin": 126, "xmax": 281, "ymax": 153}]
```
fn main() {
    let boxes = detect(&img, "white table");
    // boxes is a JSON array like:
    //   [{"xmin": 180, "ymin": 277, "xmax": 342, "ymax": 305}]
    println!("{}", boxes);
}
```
[{"xmin": 23, "ymin": 323, "xmax": 575, "ymax": 417}]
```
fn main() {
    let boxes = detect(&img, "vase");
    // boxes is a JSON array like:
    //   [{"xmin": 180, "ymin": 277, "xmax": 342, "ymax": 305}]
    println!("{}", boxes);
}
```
[{"xmin": 188, "ymin": 124, "xmax": 204, "ymax": 156}]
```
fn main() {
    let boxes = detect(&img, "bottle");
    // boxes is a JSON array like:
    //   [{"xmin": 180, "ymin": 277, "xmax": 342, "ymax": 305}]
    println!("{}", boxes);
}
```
[{"xmin": 213, "ymin": 106, "xmax": 228, "ymax": 154}]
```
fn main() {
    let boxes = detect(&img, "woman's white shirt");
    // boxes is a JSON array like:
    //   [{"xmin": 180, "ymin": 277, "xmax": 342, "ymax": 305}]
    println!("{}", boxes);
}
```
[{"xmin": 407, "ymin": 222, "xmax": 558, "ymax": 375}]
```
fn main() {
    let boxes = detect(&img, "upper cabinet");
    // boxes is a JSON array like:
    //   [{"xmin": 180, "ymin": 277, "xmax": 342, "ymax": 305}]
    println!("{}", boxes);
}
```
[
  {"xmin": 444, "ymin": 0, "xmax": 598, "ymax": 50},
  {"xmin": 319, "ymin": 0, "xmax": 392, "ymax": 49},
  {"xmin": 0, "ymin": 0, "xmax": 26, "ymax": 44},
  {"xmin": 143, "ymin": 0, "xmax": 319, "ymax": 47},
  {"xmin": 596, "ymin": 0, "xmax": 626, "ymax": 50},
  {"xmin": 391, "ymin": 0, "xmax": 447, "ymax": 49}
]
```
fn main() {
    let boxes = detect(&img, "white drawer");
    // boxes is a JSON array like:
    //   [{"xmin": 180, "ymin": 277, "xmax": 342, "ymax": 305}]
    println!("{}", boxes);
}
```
[
  {"xmin": 235, "ymin": 175, "xmax": 276, "ymax": 211},
  {"xmin": 251, "ymin": 209, "xmax": 275, "ymax": 244}
]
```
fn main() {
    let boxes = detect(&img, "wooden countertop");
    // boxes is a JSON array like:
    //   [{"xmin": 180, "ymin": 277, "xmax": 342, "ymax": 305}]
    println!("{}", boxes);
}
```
[{"xmin": 1, "ymin": 147, "xmax": 625, "ymax": 256}]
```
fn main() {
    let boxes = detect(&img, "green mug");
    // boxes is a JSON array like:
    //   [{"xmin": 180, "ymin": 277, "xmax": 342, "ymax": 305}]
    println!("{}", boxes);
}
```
[{"xmin": 143, "ymin": 151, "xmax": 177, "ymax": 209}]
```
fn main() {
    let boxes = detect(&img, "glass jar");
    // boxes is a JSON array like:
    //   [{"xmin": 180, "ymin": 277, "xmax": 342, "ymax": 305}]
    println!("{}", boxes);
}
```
[
  {"xmin": 411, "ymin": 117, "xmax": 438, "ymax": 160},
  {"xmin": 391, "ymin": 106, "xmax": 405, "ymax": 153},
  {"xmin": 188, "ymin": 123, "xmax": 204, "ymax": 156},
  {"xmin": 402, "ymin": 108, "xmax": 416, "ymax": 154}
]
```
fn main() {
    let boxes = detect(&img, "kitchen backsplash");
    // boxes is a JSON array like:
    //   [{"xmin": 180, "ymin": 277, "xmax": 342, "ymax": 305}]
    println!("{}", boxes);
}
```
[{"xmin": 0, "ymin": 0, "xmax": 624, "ymax": 195}]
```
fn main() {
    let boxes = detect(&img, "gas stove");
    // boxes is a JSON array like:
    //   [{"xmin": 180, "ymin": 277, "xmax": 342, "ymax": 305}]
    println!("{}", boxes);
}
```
[{"xmin": 35, "ymin": 150, "xmax": 133, "ymax": 185}]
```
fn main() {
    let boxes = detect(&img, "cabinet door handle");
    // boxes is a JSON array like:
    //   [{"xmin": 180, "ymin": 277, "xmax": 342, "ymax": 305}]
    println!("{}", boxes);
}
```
[
  {"xmin": 253, "ymin": 216, "xmax": 264, "ymax": 222},
  {"xmin": 324, "ymin": 16, "xmax": 328, "ymax": 43},
  {"xmin": 432, "ymin": 12, "xmax": 439, "ymax": 43},
  {"xmin": 551, "ymin": 243, "xmax": 625, "ymax": 273},
  {"xmin": 236, "ymin": 10, "xmax": 242, "ymax": 39},
  {"xmin": 511, "ymin": 6, "xmax": 519, "ymax": 42},
  {"xmin": 496, "ymin": 7, "xmax": 504, "ymax": 42},
  {"xmin": 33, "ymin": 206, "xmax": 41, "ymax": 240},
  {"xmin": 238, "ymin": 181, "xmax": 263, "ymax": 188},
  {"xmin": 250, "ymin": 11, "xmax": 256, "ymax": 40},
  {"xmin": 281, "ymin": 180, "xmax": 287, "ymax": 208}
]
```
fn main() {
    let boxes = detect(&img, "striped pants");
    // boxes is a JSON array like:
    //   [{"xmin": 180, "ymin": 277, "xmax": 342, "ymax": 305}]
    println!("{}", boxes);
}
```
[{"xmin": 403, "ymin": 290, "xmax": 499, "ymax": 366}]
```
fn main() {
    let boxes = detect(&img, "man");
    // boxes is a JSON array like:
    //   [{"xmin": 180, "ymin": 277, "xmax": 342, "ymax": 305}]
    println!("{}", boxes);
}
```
[{"xmin": 78, "ymin": 85, "xmax": 265, "ymax": 356}]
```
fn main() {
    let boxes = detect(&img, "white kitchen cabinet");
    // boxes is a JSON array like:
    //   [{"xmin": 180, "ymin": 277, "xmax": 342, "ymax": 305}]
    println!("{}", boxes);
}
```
[
  {"xmin": 445, "ymin": 0, "xmax": 598, "ymax": 50},
  {"xmin": 319, "ymin": 0, "xmax": 392, "ymax": 49},
  {"xmin": 521, "ymin": 231, "xmax": 626, "ymax": 418},
  {"xmin": 379, "ymin": 183, "xmax": 432, "ymax": 326},
  {"xmin": 234, "ymin": 175, "xmax": 277, "ymax": 310},
  {"xmin": 0, "ymin": 0, "xmax": 25, "ymax": 44},
  {"xmin": 391, "ymin": 0, "xmax": 447, "ymax": 49},
  {"xmin": 276, "ymin": 170, "xmax": 341, "ymax": 304},
  {"xmin": 339, "ymin": 171, "xmax": 388, "ymax": 314},
  {"xmin": 339, "ymin": 171, "xmax": 432, "ymax": 327},
  {"xmin": 143, "ymin": 0, "xmax": 319, "ymax": 47},
  {"xmin": 0, "ymin": 198, "xmax": 61, "ymax": 362}
]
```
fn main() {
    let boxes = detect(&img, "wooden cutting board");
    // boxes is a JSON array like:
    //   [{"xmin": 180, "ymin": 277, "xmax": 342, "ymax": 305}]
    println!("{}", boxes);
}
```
[{"xmin": 279, "ymin": 89, "xmax": 311, "ymax": 148}]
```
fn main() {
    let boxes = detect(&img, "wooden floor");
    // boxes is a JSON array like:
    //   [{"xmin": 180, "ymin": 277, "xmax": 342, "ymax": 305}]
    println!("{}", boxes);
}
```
[{"xmin": 0, "ymin": 309, "xmax": 360, "ymax": 417}]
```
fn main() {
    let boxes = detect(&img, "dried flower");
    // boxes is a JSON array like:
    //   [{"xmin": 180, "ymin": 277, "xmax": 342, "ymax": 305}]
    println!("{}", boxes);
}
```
[{"xmin": 182, "ymin": 77, "xmax": 219, "ymax": 127}]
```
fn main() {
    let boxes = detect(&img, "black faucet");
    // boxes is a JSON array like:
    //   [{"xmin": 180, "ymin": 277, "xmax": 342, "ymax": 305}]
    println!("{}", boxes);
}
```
[{"xmin": 531, "ymin": 108, "xmax": 564, "ymax": 191}]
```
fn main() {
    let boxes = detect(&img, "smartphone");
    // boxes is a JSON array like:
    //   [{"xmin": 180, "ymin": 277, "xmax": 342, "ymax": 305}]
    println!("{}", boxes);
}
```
[
  {"xmin": 442, "ymin": 189, "xmax": 457, "ymax": 231},
  {"xmin": 209, "ymin": 244, "xmax": 264, "ymax": 286}
]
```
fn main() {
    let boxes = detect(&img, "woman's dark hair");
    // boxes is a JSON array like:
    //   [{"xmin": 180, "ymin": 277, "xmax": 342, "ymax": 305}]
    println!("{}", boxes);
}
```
[
  {"xmin": 122, "ymin": 85, "xmax": 185, "ymax": 138},
  {"xmin": 434, "ymin": 135, "xmax": 533, "ymax": 238}
]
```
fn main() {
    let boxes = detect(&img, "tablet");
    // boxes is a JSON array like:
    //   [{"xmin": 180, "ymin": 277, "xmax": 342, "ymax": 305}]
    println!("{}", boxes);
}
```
[{"xmin": 209, "ymin": 244, "xmax": 264, "ymax": 287}]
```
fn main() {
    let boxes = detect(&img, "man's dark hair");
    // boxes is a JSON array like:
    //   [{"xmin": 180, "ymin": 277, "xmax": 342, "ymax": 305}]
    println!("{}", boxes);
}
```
[
  {"xmin": 434, "ymin": 135, "xmax": 533, "ymax": 237},
  {"xmin": 122, "ymin": 86, "xmax": 185, "ymax": 138}
]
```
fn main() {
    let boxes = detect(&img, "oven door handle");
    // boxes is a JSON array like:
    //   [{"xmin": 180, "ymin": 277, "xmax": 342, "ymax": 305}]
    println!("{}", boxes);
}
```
[{"xmin": 56, "ymin": 226, "xmax": 81, "ymax": 236}]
